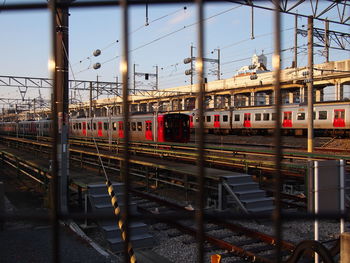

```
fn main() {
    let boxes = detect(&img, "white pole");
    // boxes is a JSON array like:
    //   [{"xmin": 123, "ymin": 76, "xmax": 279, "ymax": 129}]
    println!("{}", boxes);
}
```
[
  {"xmin": 340, "ymin": 159, "xmax": 345, "ymax": 233},
  {"xmin": 314, "ymin": 161, "xmax": 319, "ymax": 263}
]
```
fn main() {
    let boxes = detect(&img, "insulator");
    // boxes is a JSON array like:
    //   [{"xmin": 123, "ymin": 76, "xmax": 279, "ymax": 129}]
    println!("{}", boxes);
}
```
[
  {"xmin": 93, "ymin": 49, "xmax": 101, "ymax": 57},
  {"xmin": 185, "ymin": 69, "xmax": 192, "ymax": 75},
  {"xmin": 93, "ymin": 63, "xmax": 101, "ymax": 70},
  {"xmin": 248, "ymin": 64, "xmax": 256, "ymax": 70},
  {"xmin": 250, "ymin": 74, "xmax": 258, "ymax": 80},
  {"xmin": 183, "ymin": 58, "xmax": 192, "ymax": 64}
]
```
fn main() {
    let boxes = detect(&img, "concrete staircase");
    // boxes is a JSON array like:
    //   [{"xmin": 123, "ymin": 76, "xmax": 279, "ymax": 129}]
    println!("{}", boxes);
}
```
[
  {"xmin": 87, "ymin": 182, "xmax": 154, "ymax": 252},
  {"xmin": 219, "ymin": 174, "xmax": 274, "ymax": 215}
]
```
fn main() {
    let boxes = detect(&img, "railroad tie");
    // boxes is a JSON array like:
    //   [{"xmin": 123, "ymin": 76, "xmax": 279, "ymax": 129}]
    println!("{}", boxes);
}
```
[{"xmin": 106, "ymin": 180, "xmax": 137, "ymax": 263}]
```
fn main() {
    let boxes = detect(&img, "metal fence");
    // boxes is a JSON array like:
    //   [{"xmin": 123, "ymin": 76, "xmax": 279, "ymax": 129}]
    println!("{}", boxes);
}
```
[{"xmin": 0, "ymin": 1, "xmax": 348, "ymax": 263}]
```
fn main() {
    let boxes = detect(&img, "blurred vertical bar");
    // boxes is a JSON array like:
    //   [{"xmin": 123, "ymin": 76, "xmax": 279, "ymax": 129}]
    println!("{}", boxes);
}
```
[
  {"xmin": 273, "ymin": 1, "xmax": 282, "ymax": 261},
  {"xmin": 48, "ymin": 0, "xmax": 60, "ymax": 262},
  {"xmin": 307, "ymin": 16, "xmax": 314, "ymax": 153},
  {"xmin": 120, "ymin": 0, "xmax": 131, "ymax": 261},
  {"xmin": 195, "ymin": 0, "xmax": 205, "ymax": 262}
]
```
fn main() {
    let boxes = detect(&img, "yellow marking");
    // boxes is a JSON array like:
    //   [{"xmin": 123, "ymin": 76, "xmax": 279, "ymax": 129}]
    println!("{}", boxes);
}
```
[
  {"xmin": 118, "ymin": 220, "xmax": 123, "ymax": 229},
  {"xmin": 122, "ymin": 232, "xmax": 126, "ymax": 240},
  {"xmin": 307, "ymin": 139, "xmax": 313, "ymax": 152},
  {"xmin": 131, "ymin": 255, "xmax": 137, "ymax": 263},
  {"xmin": 112, "ymin": 196, "xmax": 118, "ymax": 204},
  {"xmin": 114, "ymin": 207, "xmax": 120, "ymax": 215}
]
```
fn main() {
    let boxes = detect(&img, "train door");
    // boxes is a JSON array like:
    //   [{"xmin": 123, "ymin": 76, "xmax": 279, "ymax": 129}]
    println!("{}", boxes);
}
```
[
  {"xmin": 157, "ymin": 116, "xmax": 165, "ymax": 142},
  {"xmin": 82, "ymin": 122, "xmax": 87, "ymax": 136},
  {"xmin": 214, "ymin": 115, "xmax": 220, "ymax": 128},
  {"xmin": 333, "ymin": 109, "xmax": 345, "ymax": 127},
  {"xmin": 243, "ymin": 113, "xmax": 251, "ymax": 128},
  {"xmin": 98, "ymin": 122, "xmax": 103, "ymax": 137},
  {"xmin": 145, "ymin": 121, "xmax": 153, "ymax": 140},
  {"xmin": 118, "ymin": 121, "xmax": 124, "ymax": 138},
  {"xmin": 283, "ymin": 112, "xmax": 292, "ymax": 127}
]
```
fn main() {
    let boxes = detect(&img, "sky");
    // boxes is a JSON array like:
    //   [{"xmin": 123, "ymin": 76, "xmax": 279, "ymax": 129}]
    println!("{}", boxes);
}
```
[{"xmin": 0, "ymin": 1, "xmax": 349, "ymax": 106}]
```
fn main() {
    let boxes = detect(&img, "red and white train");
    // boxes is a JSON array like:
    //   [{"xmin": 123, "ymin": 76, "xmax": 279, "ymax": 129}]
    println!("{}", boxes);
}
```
[
  {"xmin": 190, "ymin": 101, "xmax": 350, "ymax": 136},
  {"xmin": 0, "ymin": 113, "xmax": 191, "ymax": 143},
  {"xmin": 1, "ymin": 101, "xmax": 349, "ymax": 139}
]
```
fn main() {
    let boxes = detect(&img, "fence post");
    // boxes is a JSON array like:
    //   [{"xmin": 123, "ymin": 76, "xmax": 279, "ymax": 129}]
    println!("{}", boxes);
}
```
[
  {"xmin": 0, "ymin": 182, "xmax": 4, "ymax": 231},
  {"xmin": 341, "ymin": 232, "xmax": 350, "ymax": 263}
]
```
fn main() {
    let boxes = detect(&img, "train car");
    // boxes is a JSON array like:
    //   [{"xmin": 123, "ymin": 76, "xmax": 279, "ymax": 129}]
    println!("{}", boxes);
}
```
[
  {"xmin": 190, "ymin": 101, "xmax": 350, "ymax": 136},
  {"xmin": 68, "ymin": 112, "xmax": 190, "ymax": 143}
]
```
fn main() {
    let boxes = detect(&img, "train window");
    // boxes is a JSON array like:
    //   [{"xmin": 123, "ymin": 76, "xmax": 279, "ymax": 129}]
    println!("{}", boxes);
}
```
[
  {"xmin": 214, "ymin": 115, "xmax": 219, "ymax": 122},
  {"xmin": 297, "ymin": 113, "xmax": 305, "ymax": 120},
  {"xmin": 206, "ymin": 116, "xmax": 211, "ymax": 122},
  {"xmin": 272, "ymin": 113, "xmax": 276, "ymax": 121},
  {"xmin": 313, "ymin": 111, "xmax": 316, "ymax": 120},
  {"xmin": 319, "ymin": 111, "xmax": 327, "ymax": 120},
  {"xmin": 149, "ymin": 122, "xmax": 152, "ymax": 131},
  {"xmin": 255, "ymin": 113, "xmax": 261, "ymax": 121},
  {"xmin": 223, "ymin": 115, "xmax": 228, "ymax": 122},
  {"xmin": 137, "ymin": 122, "xmax": 142, "ymax": 131},
  {"xmin": 87, "ymin": 123, "xmax": 90, "ymax": 130},
  {"xmin": 127, "ymin": 122, "xmax": 130, "ymax": 131},
  {"xmin": 113, "ymin": 122, "xmax": 117, "ymax": 131},
  {"xmin": 335, "ymin": 110, "xmax": 345, "ymax": 119},
  {"xmin": 263, "ymin": 113, "xmax": 269, "ymax": 121},
  {"xmin": 79, "ymin": 123, "xmax": 82, "ymax": 130},
  {"xmin": 93, "ymin": 123, "xmax": 96, "ymax": 130},
  {"xmin": 131, "ymin": 122, "xmax": 136, "ymax": 131},
  {"xmin": 234, "ymin": 114, "xmax": 240, "ymax": 121},
  {"xmin": 104, "ymin": 123, "xmax": 108, "ymax": 130}
]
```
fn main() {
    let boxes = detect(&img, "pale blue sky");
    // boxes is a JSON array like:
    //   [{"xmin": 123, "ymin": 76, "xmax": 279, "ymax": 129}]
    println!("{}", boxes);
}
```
[{"xmin": 0, "ymin": 1, "xmax": 349, "ymax": 103}]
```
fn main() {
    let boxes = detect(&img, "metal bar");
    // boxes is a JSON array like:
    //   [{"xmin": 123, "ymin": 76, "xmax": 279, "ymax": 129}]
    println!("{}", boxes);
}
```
[
  {"xmin": 120, "ymin": 0, "xmax": 132, "ymax": 261},
  {"xmin": 307, "ymin": 16, "xmax": 314, "ymax": 153},
  {"xmin": 48, "ymin": 1, "xmax": 60, "ymax": 262},
  {"xmin": 340, "ymin": 159, "xmax": 345, "ymax": 233},
  {"xmin": 314, "ymin": 161, "xmax": 319, "ymax": 263},
  {"xmin": 273, "ymin": 0, "xmax": 282, "ymax": 261},
  {"xmin": 195, "ymin": 0, "xmax": 205, "ymax": 262}
]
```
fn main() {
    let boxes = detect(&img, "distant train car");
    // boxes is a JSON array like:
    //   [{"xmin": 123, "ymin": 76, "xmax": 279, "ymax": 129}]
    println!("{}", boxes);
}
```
[
  {"xmin": 191, "ymin": 101, "xmax": 350, "ymax": 136},
  {"xmin": 0, "ymin": 113, "xmax": 190, "ymax": 143}
]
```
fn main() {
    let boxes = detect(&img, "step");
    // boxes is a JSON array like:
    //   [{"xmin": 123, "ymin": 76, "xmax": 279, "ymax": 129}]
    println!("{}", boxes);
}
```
[
  {"xmin": 102, "ymin": 222, "xmax": 149, "ymax": 239},
  {"xmin": 234, "ymin": 189, "xmax": 266, "ymax": 200},
  {"xmin": 108, "ymin": 233, "xmax": 154, "ymax": 252},
  {"xmin": 88, "ymin": 182, "xmax": 124, "ymax": 195},
  {"xmin": 223, "ymin": 174, "xmax": 254, "ymax": 184},
  {"xmin": 93, "ymin": 202, "xmax": 138, "ymax": 214},
  {"xmin": 89, "ymin": 193, "xmax": 126, "ymax": 206},
  {"xmin": 228, "ymin": 182, "xmax": 260, "ymax": 191},
  {"xmin": 247, "ymin": 205, "xmax": 274, "ymax": 214},
  {"xmin": 239, "ymin": 197, "xmax": 274, "ymax": 209}
]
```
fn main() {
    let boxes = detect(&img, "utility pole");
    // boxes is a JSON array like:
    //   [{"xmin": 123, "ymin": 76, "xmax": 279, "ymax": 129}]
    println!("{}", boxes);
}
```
[
  {"xmin": 96, "ymin": 75, "xmax": 99, "ymax": 100},
  {"xmin": 52, "ymin": 0, "xmax": 71, "ymax": 213},
  {"xmin": 324, "ymin": 19, "xmax": 329, "ymax": 62},
  {"xmin": 89, "ymin": 81, "xmax": 93, "ymax": 118},
  {"xmin": 133, "ymin": 64, "xmax": 136, "ymax": 94},
  {"xmin": 190, "ymin": 45, "xmax": 194, "ymax": 85},
  {"xmin": 294, "ymin": 14, "xmax": 298, "ymax": 68},
  {"xmin": 215, "ymin": 49, "xmax": 221, "ymax": 80},
  {"xmin": 251, "ymin": 6, "xmax": 255, "ymax": 40},
  {"xmin": 155, "ymin": 65, "xmax": 159, "ymax": 90},
  {"xmin": 307, "ymin": 16, "xmax": 314, "ymax": 154}
]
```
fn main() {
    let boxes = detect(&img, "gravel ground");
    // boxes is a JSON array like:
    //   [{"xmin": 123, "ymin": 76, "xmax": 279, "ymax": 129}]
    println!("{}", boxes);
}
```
[{"xmin": 146, "ymin": 217, "xmax": 347, "ymax": 263}]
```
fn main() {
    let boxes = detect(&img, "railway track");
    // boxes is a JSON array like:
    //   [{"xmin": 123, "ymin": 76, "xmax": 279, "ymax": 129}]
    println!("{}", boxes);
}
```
[
  {"xmin": 0, "ymin": 135, "xmax": 342, "ymax": 262},
  {"xmin": 131, "ymin": 190, "xmax": 339, "ymax": 263},
  {"xmin": 2, "ymin": 135, "xmax": 349, "ymax": 178}
]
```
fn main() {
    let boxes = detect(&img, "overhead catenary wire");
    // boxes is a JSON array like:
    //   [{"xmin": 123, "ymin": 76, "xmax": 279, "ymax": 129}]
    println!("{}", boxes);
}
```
[
  {"xmin": 73, "ymin": 6, "xmax": 188, "ymax": 67},
  {"xmin": 75, "ymin": 5, "xmax": 243, "ymax": 75}
]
